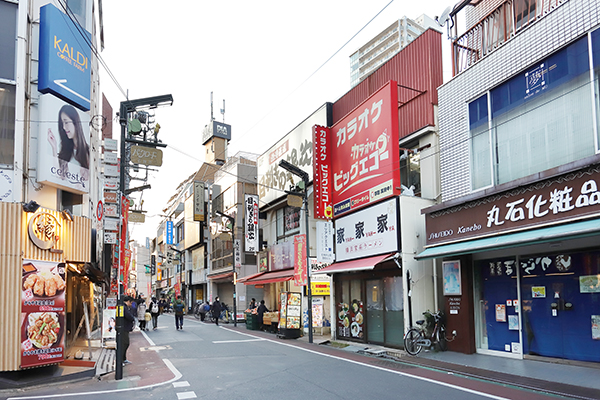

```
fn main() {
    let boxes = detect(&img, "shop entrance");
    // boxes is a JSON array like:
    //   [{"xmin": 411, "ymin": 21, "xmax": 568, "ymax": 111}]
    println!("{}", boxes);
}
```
[
  {"xmin": 366, "ymin": 277, "xmax": 404, "ymax": 347},
  {"xmin": 520, "ymin": 251, "xmax": 600, "ymax": 362}
]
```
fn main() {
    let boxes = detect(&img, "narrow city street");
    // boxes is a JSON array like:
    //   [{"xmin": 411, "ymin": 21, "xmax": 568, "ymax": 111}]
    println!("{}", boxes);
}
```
[{"xmin": 1, "ymin": 317, "xmax": 577, "ymax": 400}]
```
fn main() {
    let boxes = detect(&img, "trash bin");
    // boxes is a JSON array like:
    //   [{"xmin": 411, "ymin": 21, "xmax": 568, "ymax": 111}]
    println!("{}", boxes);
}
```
[{"xmin": 245, "ymin": 312, "xmax": 259, "ymax": 330}]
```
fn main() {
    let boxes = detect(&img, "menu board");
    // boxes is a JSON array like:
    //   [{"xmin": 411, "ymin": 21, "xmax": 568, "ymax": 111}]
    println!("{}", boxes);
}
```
[
  {"xmin": 279, "ymin": 292, "xmax": 302, "ymax": 330},
  {"xmin": 21, "ymin": 260, "xmax": 66, "ymax": 368}
]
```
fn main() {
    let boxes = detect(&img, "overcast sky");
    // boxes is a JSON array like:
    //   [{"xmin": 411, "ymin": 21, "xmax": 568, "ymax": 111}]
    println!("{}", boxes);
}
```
[{"xmin": 98, "ymin": 0, "xmax": 456, "ymax": 244}]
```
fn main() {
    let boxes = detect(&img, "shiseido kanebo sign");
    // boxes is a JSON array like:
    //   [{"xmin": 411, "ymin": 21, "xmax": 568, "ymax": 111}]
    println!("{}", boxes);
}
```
[{"xmin": 425, "ymin": 167, "xmax": 600, "ymax": 246}]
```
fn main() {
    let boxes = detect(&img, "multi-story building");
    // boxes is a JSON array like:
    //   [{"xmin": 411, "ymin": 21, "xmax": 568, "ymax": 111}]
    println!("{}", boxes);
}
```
[
  {"xmin": 0, "ymin": 0, "xmax": 103, "ymax": 371},
  {"xmin": 418, "ymin": 0, "xmax": 600, "ymax": 364},
  {"xmin": 349, "ymin": 14, "xmax": 440, "ymax": 88}
]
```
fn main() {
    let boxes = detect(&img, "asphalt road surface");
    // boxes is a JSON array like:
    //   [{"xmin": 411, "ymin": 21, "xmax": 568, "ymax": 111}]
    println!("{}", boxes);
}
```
[{"xmin": 2, "ymin": 318, "xmax": 571, "ymax": 400}]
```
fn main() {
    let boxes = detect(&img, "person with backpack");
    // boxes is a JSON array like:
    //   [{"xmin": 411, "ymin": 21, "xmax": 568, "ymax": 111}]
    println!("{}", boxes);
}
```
[
  {"xmin": 174, "ymin": 295, "xmax": 185, "ymax": 330},
  {"xmin": 149, "ymin": 296, "xmax": 160, "ymax": 330}
]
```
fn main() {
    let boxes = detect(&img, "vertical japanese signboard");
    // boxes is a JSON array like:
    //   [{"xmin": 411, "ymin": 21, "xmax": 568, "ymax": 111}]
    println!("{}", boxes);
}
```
[
  {"xmin": 193, "ymin": 181, "xmax": 205, "ymax": 222},
  {"xmin": 313, "ymin": 125, "xmax": 332, "ymax": 219},
  {"xmin": 244, "ymin": 194, "xmax": 259, "ymax": 252},
  {"xmin": 316, "ymin": 220, "xmax": 334, "ymax": 263},
  {"xmin": 21, "ymin": 260, "xmax": 66, "ymax": 368},
  {"xmin": 293, "ymin": 234, "xmax": 307, "ymax": 286},
  {"xmin": 166, "ymin": 220, "xmax": 173, "ymax": 245},
  {"xmin": 315, "ymin": 81, "xmax": 400, "ymax": 218}
]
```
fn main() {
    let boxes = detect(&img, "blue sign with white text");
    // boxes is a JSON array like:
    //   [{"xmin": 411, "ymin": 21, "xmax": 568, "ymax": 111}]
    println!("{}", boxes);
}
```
[
  {"xmin": 166, "ymin": 221, "xmax": 173, "ymax": 245},
  {"xmin": 38, "ymin": 4, "xmax": 92, "ymax": 111}
]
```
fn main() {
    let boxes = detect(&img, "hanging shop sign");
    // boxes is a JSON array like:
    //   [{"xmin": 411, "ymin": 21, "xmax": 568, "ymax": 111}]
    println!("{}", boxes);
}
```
[
  {"xmin": 104, "ymin": 191, "xmax": 118, "ymax": 203},
  {"xmin": 104, "ymin": 151, "xmax": 118, "ymax": 165},
  {"xmin": 316, "ymin": 220, "xmax": 334, "ymax": 263},
  {"xmin": 104, "ymin": 178, "xmax": 118, "ymax": 191},
  {"xmin": 334, "ymin": 197, "xmax": 399, "ymax": 262},
  {"xmin": 104, "ymin": 217, "xmax": 118, "ymax": 231},
  {"xmin": 166, "ymin": 220, "xmax": 173, "ymax": 245},
  {"xmin": 104, "ymin": 232, "xmax": 117, "ymax": 244},
  {"xmin": 128, "ymin": 211, "xmax": 145, "ymax": 223},
  {"xmin": 313, "ymin": 125, "xmax": 332, "ymax": 219},
  {"xmin": 130, "ymin": 145, "xmax": 163, "ymax": 167},
  {"xmin": 193, "ymin": 181, "xmax": 205, "ymax": 222},
  {"xmin": 21, "ymin": 260, "xmax": 66, "ymax": 368},
  {"xmin": 104, "ymin": 204, "xmax": 118, "ymax": 218},
  {"xmin": 244, "ymin": 194, "xmax": 259, "ymax": 252},
  {"xmin": 314, "ymin": 81, "xmax": 400, "ymax": 218},
  {"xmin": 425, "ymin": 166, "xmax": 600, "ymax": 246},
  {"xmin": 28, "ymin": 212, "xmax": 62, "ymax": 252},
  {"xmin": 270, "ymin": 241, "xmax": 293, "ymax": 270},
  {"xmin": 293, "ymin": 234, "xmax": 307, "ymax": 286},
  {"xmin": 234, "ymin": 239, "xmax": 242, "ymax": 267},
  {"xmin": 38, "ymin": 4, "xmax": 92, "ymax": 111}
]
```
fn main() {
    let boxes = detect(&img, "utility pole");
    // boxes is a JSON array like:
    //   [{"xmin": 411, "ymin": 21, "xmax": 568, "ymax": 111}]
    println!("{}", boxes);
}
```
[{"xmin": 116, "ymin": 95, "xmax": 172, "ymax": 380}]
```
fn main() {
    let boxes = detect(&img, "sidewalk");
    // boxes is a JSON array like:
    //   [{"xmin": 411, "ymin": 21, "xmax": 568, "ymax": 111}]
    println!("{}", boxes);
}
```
[{"xmin": 2, "ymin": 318, "xmax": 600, "ymax": 400}]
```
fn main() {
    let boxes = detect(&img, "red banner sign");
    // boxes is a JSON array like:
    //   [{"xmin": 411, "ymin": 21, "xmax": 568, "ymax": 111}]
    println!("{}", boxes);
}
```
[
  {"xmin": 326, "ymin": 81, "xmax": 401, "ymax": 217},
  {"xmin": 119, "ymin": 195, "xmax": 130, "ymax": 286},
  {"xmin": 293, "ymin": 234, "xmax": 307, "ymax": 286},
  {"xmin": 313, "ymin": 125, "xmax": 333, "ymax": 219},
  {"xmin": 21, "ymin": 260, "xmax": 65, "ymax": 368}
]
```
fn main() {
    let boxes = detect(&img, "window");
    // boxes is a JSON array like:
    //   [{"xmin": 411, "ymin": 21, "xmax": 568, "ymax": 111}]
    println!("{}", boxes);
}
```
[
  {"xmin": 0, "ymin": 82, "xmax": 15, "ymax": 166},
  {"xmin": 399, "ymin": 141, "xmax": 421, "ymax": 196},
  {"xmin": 469, "ymin": 36, "xmax": 596, "ymax": 190},
  {"xmin": 0, "ymin": 1, "xmax": 17, "ymax": 81}
]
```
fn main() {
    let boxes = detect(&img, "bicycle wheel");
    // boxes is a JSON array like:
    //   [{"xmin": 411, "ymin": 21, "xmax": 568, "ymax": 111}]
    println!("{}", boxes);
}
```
[
  {"xmin": 404, "ymin": 328, "xmax": 424, "ymax": 356},
  {"xmin": 194, "ymin": 306, "xmax": 200, "ymax": 320},
  {"xmin": 436, "ymin": 325, "xmax": 448, "ymax": 352}
]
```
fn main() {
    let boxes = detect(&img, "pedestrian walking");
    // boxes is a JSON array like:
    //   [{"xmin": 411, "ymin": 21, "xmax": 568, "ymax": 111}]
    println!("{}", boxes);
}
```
[
  {"xmin": 212, "ymin": 296, "xmax": 222, "ymax": 326},
  {"xmin": 122, "ymin": 296, "xmax": 136, "ymax": 365},
  {"xmin": 149, "ymin": 296, "xmax": 160, "ymax": 330},
  {"xmin": 137, "ymin": 296, "xmax": 147, "ymax": 331},
  {"xmin": 174, "ymin": 295, "xmax": 185, "ymax": 330}
]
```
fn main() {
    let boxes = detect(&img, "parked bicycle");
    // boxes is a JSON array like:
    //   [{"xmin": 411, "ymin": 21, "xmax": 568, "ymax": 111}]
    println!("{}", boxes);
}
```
[{"xmin": 403, "ymin": 311, "xmax": 456, "ymax": 356}]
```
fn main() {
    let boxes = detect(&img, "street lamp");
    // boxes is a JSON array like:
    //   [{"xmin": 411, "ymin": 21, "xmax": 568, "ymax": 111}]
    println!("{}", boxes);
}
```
[
  {"xmin": 215, "ymin": 210, "xmax": 237, "ymax": 327},
  {"xmin": 116, "ymin": 94, "xmax": 172, "ymax": 380},
  {"xmin": 278, "ymin": 159, "xmax": 313, "ymax": 344}
]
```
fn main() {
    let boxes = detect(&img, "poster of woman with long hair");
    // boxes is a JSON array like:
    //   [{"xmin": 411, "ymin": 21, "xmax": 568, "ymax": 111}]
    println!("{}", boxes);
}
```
[{"xmin": 38, "ymin": 95, "xmax": 90, "ymax": 194}]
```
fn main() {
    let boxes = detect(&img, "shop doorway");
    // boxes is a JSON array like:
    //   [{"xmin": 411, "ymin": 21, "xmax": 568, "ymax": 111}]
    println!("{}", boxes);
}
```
[{"xmin": 366, "ymin": 277, "xmax": 404, "ymax": 346}]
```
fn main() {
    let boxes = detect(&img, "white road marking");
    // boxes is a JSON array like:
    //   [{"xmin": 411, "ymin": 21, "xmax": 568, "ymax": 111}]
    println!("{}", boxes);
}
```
[
  {"xmin": 176, "ymin": 391, "xmax": 197, "ymax": 399},
  {"xmin": 221, "ymin": 327, "xmax": 512, "ymax": 400},
  {"xmin": 173, "ymin": 381, "xmax": 190, "ymax": 388},
  {"xmin": 7, "ymin": 359, "xmax": 182, "ymax": 399},
  {"xmin": 212, "ymin": 338, "xmax": 266, "ymax": 344}
]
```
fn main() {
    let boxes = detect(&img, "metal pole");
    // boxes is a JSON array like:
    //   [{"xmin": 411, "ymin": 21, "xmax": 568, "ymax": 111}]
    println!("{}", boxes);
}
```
[
  {"xmin": 115, "ymin": 101, "xmax": 127, "ymax": 380},
  {"xmin": 305, "ymin": 186, "xmax": 313, "ymax": 344}
]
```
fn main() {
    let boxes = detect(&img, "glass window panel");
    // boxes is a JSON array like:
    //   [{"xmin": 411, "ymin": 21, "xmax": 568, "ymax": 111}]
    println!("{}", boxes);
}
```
[
  {"xmin": 0, "ymin": 1, "xmax": 17, "ymax": 81},
  {"xmin": 0, "ymin": 82, "xmax": 15, "ymax": 165},
  {"xmin": 384, "ymin": 276, "xmax": 404, "ymax": 347}
]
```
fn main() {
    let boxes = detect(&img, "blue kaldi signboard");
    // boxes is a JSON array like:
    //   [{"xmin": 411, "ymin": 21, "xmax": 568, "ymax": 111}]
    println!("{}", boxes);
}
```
[{"xmin": 38, "ymin": 4, "xmax": 92, "ymax": 111}]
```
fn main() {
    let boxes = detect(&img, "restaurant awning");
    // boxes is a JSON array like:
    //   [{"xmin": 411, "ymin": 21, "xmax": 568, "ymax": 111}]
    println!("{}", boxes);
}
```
[
  {"xmin": 207, "ymin": 271, "xmax": 234, "ymax": 281},
  {"xmin": 317, "ymin": 253, "xmax": 396, "ymax": 274},
  {"xmin": 242, "ymin": 268, "xmax": 294, "ymax": 285},
  {"xmin": 415, "ymin": 218, "xmax": 600, "ymax": 260},
  {"xmin": 237, "ymin": 272, "xmax": 265, "ymax": 283}
]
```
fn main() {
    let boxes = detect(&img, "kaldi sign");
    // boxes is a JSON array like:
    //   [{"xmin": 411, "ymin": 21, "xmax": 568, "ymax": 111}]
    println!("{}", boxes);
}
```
[
  {"xmin": 425, "ymin": 167, "xmax": 600, "ymax": 246},
  {"xmin": 315, "ymin": 81, "xmax": 400, "ymax": 218}
]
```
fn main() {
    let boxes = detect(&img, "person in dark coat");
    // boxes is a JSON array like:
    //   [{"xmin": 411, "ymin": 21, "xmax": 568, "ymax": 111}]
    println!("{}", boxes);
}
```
[
  {"xmin": 257, "ymin": 300, "xmax": 269, "ymax": 330},
  {"xmin": 212, "ymin": 297, "xmax": 222, "ymax": 326},
  {"xmin": 248, "ymin": 298, "xmax": 257, "ymax": 309},
  {"xmin": 122, "ymin": 296, "xmax": 136, "ymax": 365}
]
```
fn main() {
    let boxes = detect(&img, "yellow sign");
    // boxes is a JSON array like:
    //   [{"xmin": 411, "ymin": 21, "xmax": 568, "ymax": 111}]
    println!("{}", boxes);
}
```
[{"xmin": 312, "ymin": 281, "xmax": 330, "ymax": 296}]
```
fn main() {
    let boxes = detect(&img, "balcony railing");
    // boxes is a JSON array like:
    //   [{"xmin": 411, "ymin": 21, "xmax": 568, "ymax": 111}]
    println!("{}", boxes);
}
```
[{"xmin": 452, "ymin": 0, "xmax": 566, "ymax": 76}]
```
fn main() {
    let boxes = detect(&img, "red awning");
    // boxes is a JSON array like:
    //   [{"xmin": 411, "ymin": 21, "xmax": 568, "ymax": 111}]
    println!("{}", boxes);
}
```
[
  {"xmin": 242, "ymin": 268, "xmax": 294, "ymax": 285},
  {"xmin": 317, "ymin": 253, "xmax": 396, "ymax": 274},
  {"xmin": 208, "ymin": 271, "xmax": 234, "ymax": 281},
  {"xmin": 237, "ymin": 272, "xmax": 265, "ymax": 283}
]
